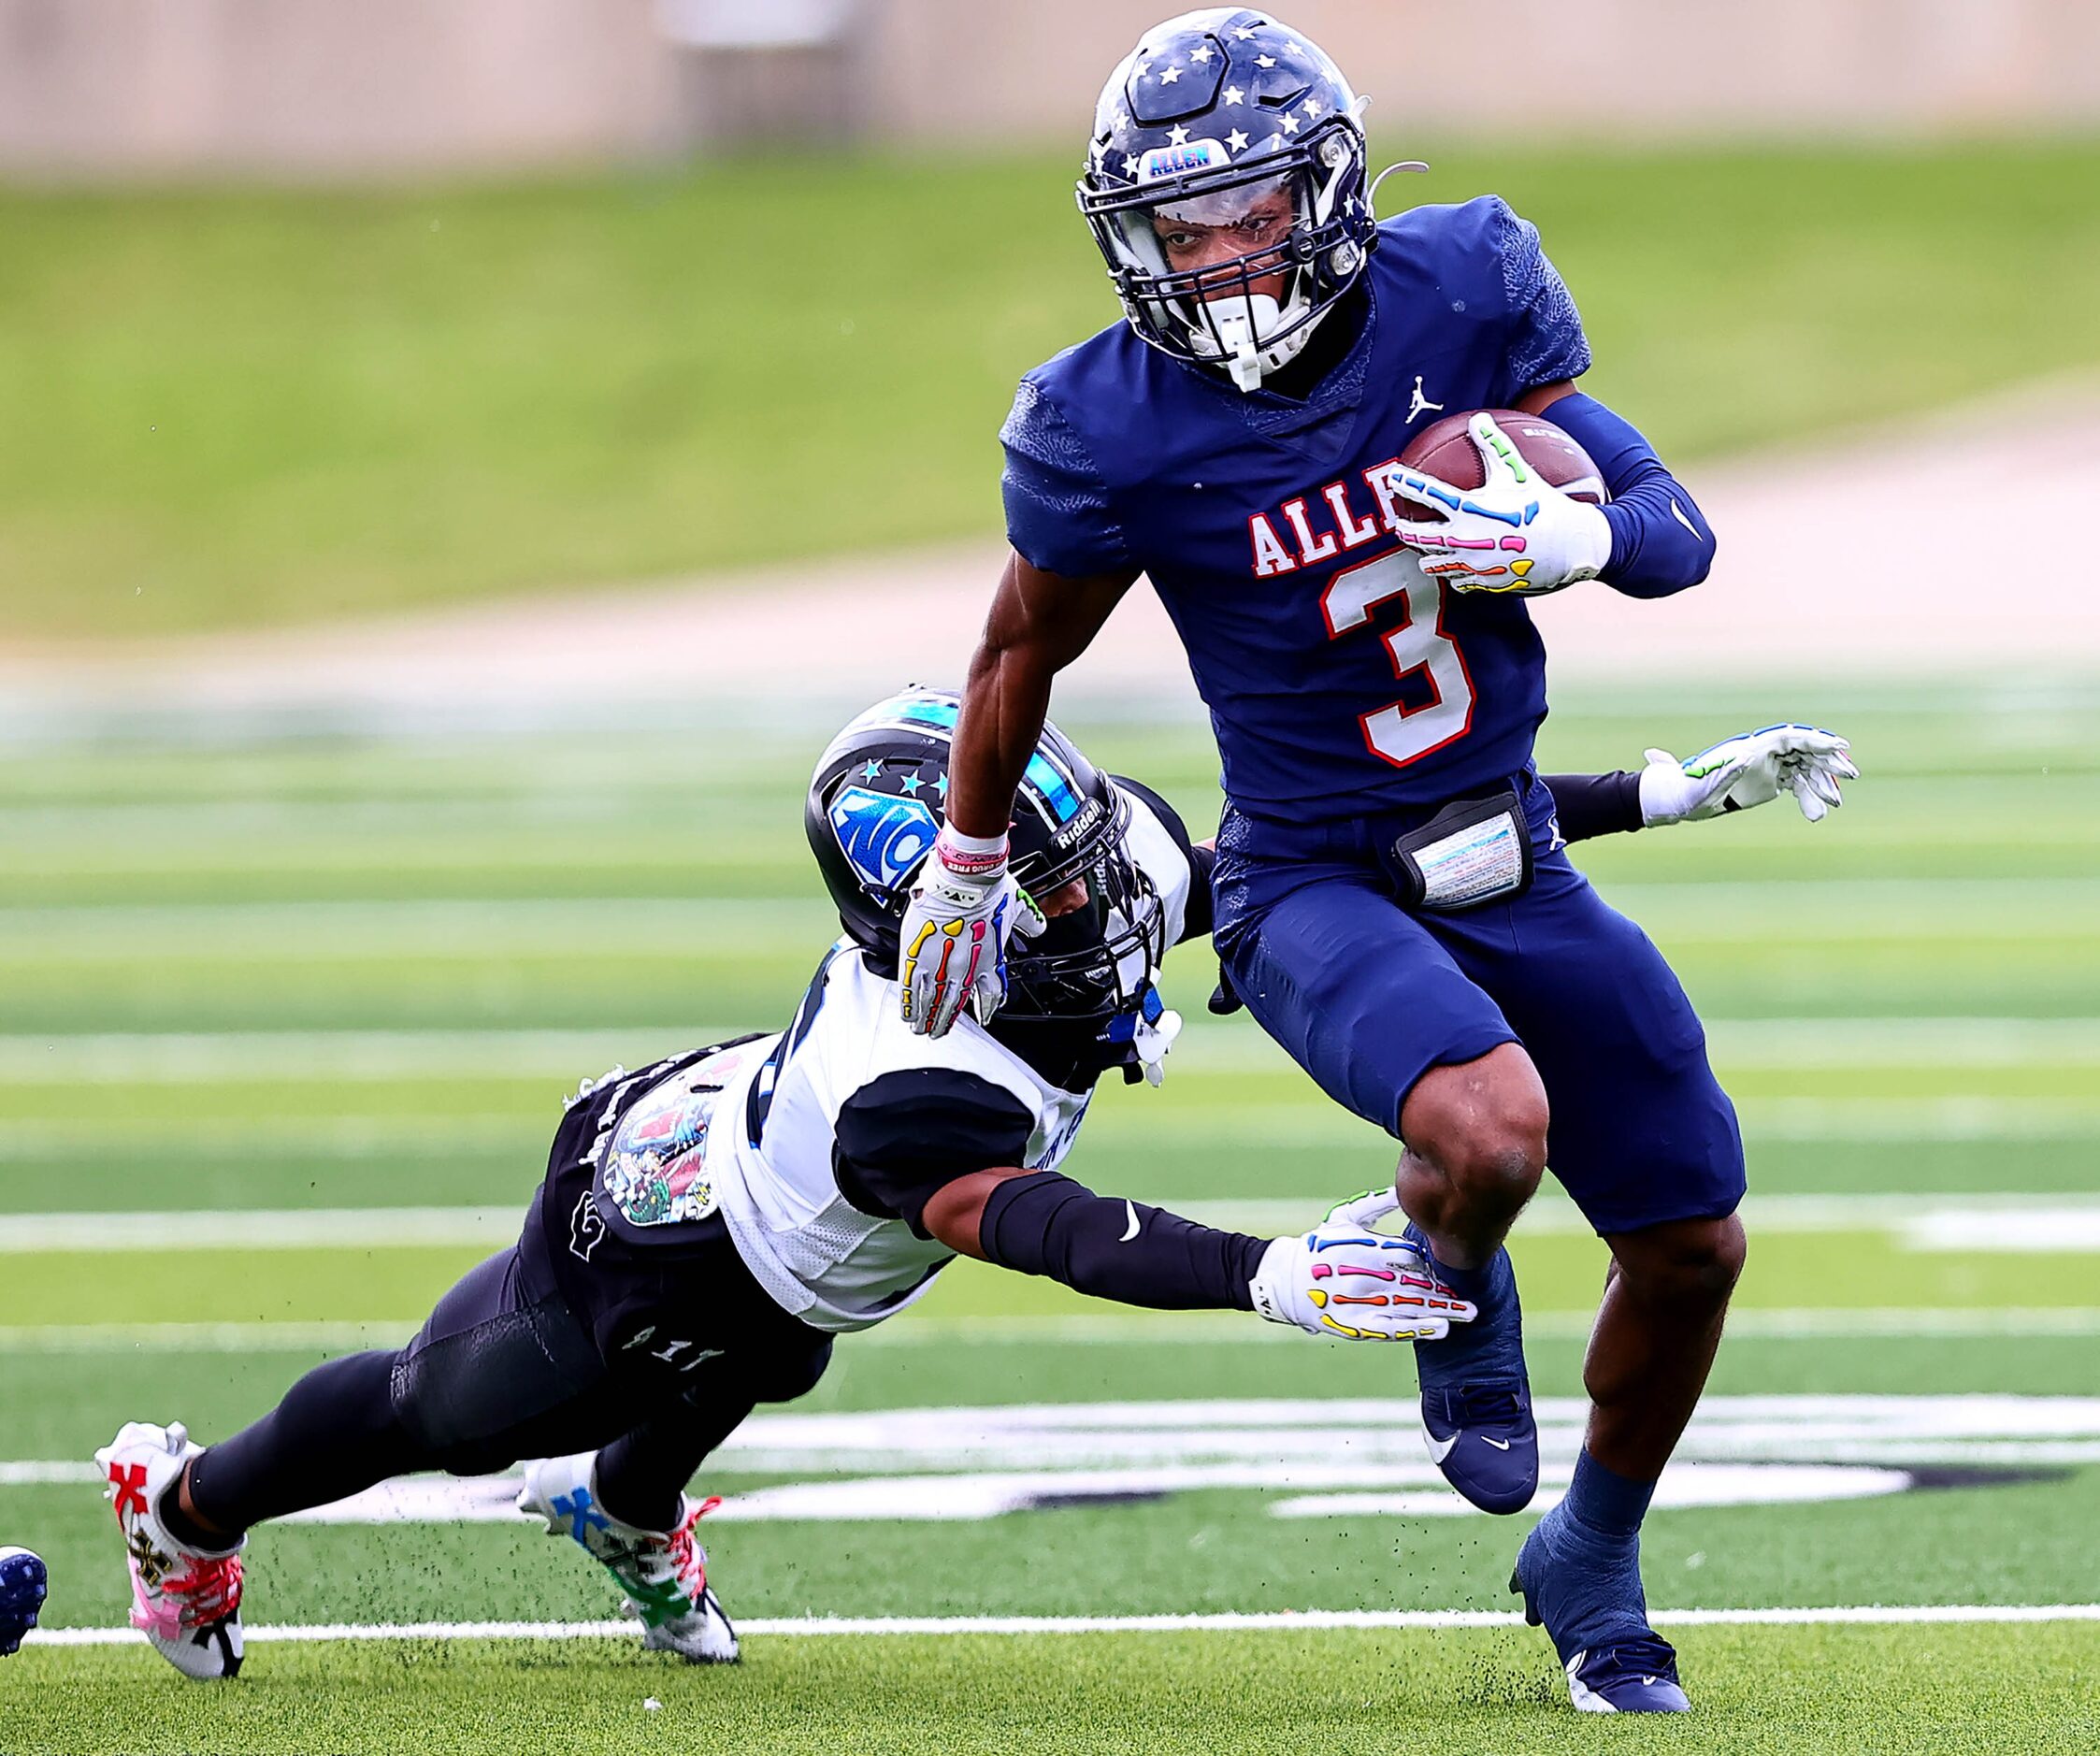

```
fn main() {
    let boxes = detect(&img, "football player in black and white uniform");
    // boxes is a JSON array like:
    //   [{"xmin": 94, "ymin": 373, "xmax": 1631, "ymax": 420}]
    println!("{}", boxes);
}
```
[{"xmin": 92, "ymin": 690, "xmax": 1845, "ymax": 1680}]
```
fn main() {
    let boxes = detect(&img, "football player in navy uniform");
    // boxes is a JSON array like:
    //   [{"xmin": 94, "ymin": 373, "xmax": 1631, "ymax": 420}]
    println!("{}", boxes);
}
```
[
  {"xmin": 896, "ymin": 10, "xmax": 1854, "ymax": 1715},
  {"xmin": 87, "ymin": 690, "xmax": 1836, "ymax": 1686}
]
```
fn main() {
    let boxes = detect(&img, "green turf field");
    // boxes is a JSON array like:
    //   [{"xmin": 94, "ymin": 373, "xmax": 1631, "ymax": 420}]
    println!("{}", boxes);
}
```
[
  {"xmin": 5, "ymin": 138, "xmax": 2099, "ymax": 638},
  {"xmin": 5, "ymin": 683, "xmax": 2100, "ymax": 1752}
]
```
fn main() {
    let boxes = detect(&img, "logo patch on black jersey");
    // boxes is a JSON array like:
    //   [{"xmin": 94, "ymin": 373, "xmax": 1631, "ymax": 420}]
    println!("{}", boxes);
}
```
[{"xmin": 601, "ymin": 1072, "xmax": 721, "ymax": 1227}]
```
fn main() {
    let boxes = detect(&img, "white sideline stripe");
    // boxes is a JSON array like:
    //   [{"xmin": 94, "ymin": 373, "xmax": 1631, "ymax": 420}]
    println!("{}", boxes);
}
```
[
  {"xmin": 14, "ymin": 1193, "xmax": 2100, "ymax": 1254},
  {"xmin": 7, "ymin": 1308, "xmax": 2100, "ymax": 1356},
  {"xmin": 25, "ymin": 1605, "xmax": 2100, "ymax": 1648}
]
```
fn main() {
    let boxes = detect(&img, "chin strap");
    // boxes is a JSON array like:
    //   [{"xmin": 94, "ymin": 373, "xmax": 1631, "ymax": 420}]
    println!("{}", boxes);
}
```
[{"xmin": 1102, "ymin": 980, "xmax": 1184, "ymax": 1086}]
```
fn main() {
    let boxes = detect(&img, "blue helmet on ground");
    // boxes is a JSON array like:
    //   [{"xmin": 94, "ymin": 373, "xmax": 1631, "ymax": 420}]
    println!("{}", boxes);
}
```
[{"xmin": 1078, "ymin": 9, "xmax": 1377, "ymax": 392}]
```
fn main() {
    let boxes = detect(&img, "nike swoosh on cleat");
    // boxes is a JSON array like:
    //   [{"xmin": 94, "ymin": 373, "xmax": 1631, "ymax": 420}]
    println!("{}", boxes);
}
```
[
  {"xmin": 1119, "ymin": 1201, "xmax": 1141, "ymax": 1243},
  {"xmin": 1482, "ymin": 1436, "xmax": 1513, "ymax": 1451},
  {"xmin": 1425, "ymin": 1432, "xmax": 1459, "ymax": 1463}
]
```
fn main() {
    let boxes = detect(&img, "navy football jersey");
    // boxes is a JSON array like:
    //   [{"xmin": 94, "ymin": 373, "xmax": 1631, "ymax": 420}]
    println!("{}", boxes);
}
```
[{"xmin": 1003, "ymin": 195, "xmax": 1592, "ymax": 818}]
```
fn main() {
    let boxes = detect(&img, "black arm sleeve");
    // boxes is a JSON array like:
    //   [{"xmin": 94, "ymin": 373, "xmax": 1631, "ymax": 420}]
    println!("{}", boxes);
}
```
[
  {"xmin": 1110, "ymin": 774, "xmax": 1214, "ymax": 943},
  {"xmin": 832, "ymin": 1070, "xmax": 1036, "ymax": 1239},
  {"xmin": 979, "ymin": 1170, "xmax": 1263, "ymax": 1312},
  {"xmin": 1545, "ymin": 770, "xmax": 1645, "ymax": 843}
]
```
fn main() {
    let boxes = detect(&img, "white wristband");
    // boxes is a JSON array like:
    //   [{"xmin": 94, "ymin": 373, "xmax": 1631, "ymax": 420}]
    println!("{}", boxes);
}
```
[{"xmin": 933, "ymin": 823, "xmax": 1009, "ymax": 882}]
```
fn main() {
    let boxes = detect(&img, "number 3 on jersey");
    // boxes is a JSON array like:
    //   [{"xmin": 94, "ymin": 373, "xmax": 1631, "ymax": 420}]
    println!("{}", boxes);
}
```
[{"xmin": 1320, "ymin": 548, "xmax": 1475, "ymax": 768}]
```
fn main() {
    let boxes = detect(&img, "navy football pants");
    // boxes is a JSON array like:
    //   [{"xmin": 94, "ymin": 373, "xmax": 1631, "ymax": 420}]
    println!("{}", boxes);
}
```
[{"xmin": 1213, "ymin": 774, "xmax": 1745, "ymax": 1236}]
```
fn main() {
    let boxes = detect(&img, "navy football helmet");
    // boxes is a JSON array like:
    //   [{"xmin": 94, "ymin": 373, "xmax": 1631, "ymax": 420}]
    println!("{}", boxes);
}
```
[
  {"xmin": 806, "ymin": 689, "xmax": 1167, "ymax": 1029},
  {"xmin": 1079, "ymin": 9, "xmax": 1377, "ymax": 391}
]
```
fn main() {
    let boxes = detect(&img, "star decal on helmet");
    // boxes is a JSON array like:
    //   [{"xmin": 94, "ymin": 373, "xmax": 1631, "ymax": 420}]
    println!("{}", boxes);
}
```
[{"xmin": 1076, "ymin": 13, "xmax": 1376, "ymax": 389}]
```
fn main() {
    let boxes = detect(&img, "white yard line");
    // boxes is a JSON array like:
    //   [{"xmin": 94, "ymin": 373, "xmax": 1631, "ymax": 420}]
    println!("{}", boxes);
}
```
[
  {"xmin": 2, "ymin": 880, "xmax": 2097, "ymax": 957},
  {"xmin": 10, "ymin": 1193, "xmax": 2100, "ymax": 1254},
  {"xmin": 7, "ymin": 1017, "xmax": 2100, "ymax": 1083},
  {"xmin": 7, "ymin": 1096, "xmax": 2098, "ymax": 1156},
  {"xmin": 0, "ymin": 1207, "xmax": 521, "ymax": 1252},
  {"xmin": 4, "ymin": 1308, "xmax": 2100, "ymax": 1356},
  {"xmin": 23, "ymin": 1605, "xmax": 2100, "ymax": 1648}
]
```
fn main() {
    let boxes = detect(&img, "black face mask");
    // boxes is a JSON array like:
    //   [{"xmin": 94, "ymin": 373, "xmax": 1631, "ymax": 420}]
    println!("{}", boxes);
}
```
[{"xmin": 1005, "ymin": 849, "xmax": 1167, "ymax": 1029}]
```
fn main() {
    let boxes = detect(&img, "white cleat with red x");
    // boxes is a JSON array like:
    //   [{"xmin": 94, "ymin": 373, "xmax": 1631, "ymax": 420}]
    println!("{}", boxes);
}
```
[{"xmin": 94, "ymin": 1421, "xmax": 245, "ymax": 1679}]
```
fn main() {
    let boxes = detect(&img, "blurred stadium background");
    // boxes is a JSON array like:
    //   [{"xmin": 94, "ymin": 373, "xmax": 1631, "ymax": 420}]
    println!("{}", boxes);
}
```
[{"xmin": 3, "ymin": 5, "xmax": 2099, "ymax": 1752}]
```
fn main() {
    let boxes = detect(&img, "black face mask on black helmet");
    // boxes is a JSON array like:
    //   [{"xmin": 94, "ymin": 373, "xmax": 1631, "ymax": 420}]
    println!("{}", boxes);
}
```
[{"xmin": 805, "ymin": 689, "xmax": 1173, "ymax": 1058}]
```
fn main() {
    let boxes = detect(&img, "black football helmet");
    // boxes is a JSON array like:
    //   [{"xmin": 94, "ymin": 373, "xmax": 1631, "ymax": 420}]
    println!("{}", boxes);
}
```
[
  {"xmin": 805, "ymin": 688, "xmax": 1168, "ymax": 1031},
  {"xmin": 1078, "ymin": 9, "xmax": 1378, "ymax": 392}
]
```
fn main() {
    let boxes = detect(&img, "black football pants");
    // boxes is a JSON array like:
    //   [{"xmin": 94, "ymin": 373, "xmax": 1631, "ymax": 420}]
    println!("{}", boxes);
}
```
[{"xmin": 187, "ymin": 1242, "xmax": 827, "ymax": 1536}]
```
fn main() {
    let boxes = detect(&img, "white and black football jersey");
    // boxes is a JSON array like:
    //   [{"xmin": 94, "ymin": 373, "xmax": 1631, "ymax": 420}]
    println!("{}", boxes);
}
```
[{"xmin": 683, "ymin": 781, "xmax": 1202, "ymax": 1332}]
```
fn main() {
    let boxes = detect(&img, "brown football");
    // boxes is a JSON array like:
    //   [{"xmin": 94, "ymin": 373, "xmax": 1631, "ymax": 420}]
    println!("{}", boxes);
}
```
[{"xmin": 1391, "ymin": 409, "xmax": 1607, "ymax": 523}]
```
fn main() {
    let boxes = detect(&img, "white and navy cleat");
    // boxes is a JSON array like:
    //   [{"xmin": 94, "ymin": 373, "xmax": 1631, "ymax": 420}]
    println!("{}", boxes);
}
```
[
  {"xmin": 519, "ymin": 1451, "xmax": 738, "ymax": 1663},
  {"xmin": 93, "ymin": 1422, "xmax": 244, "ymax": 1680}
]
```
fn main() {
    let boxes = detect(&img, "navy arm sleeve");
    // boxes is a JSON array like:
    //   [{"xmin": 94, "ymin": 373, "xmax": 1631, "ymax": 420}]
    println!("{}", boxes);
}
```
[
  {"xmin": 1544, "ymin": 770, "xmax": 1645, "ymax": 842},
  {"xmin": 1000, "ymin": 377, "xmax": 1135, "ymax": 581},
  {"xmin": 832, "ymin": 1070, "xmax": 1036, "ymax": 1241},
  {"xmin": 980, "ymin": 1170, "xmax": 1263, "ymax": 1312},
  {"xmin": 1547, "ymin": 391, "xmax": 1718, "ymax": 600}
]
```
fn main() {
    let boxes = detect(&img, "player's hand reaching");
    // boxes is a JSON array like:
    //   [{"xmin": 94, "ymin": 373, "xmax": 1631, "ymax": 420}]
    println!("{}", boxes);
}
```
[
  {"xmin": 1388, "ymin": 411, "xmax": 1613, "ymax": 597},
  {"xmin": 898, "ymin": 829, "xmax": 1045, "ymax": 1036},
  {"xmin": 1248, "ymin": 1187, "xmax": 1477, "ymax": 1342},
  {"xmin": 1638, "ymin": 724, "xmax": 1857, "ymax": 826}
]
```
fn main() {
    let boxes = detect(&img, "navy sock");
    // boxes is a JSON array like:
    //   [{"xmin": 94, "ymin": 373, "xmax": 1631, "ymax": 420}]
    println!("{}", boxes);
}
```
[
  {"xmin": 1402, "ymin": 1222, "xmax": 1512, "ymax": 1311},
  {"xmin": 1562, "ymin": 1447, "xmax": 1656, "ymax": 1540}
]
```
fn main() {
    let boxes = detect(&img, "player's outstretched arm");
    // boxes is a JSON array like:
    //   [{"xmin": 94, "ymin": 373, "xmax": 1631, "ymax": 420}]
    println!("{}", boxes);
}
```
[
  {"xmin": 921, "ymin": 1168, "xmax": 1474, "ymax": 1342},
  {"xmin": 1633, "ymin": 724, "xmax": 1856, "ymax": 827},
  {"xmin": 1545, "ymin": 726, "xmax": 1855, "ymax": 841},
  {"xmin": 898, "ymin": 552, "xmax": 1137, "ymax": 1037}
]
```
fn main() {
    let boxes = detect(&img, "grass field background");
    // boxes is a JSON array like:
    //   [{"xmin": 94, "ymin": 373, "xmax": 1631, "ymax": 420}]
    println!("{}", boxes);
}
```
[
  {"xmin": 6, "ymin": 137, "xmax": 2100, "ymax": 638},
  {"xmin": 4, "ymin": 681, "xmax": 2100, "ymax": 1751}
]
